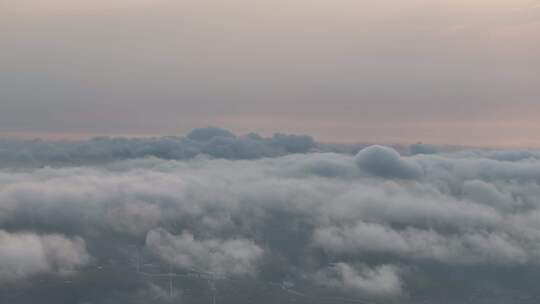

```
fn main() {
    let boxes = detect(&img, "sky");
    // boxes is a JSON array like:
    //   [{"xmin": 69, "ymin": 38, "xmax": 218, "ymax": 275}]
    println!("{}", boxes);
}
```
[{"xmin": 1, "ymin": 0, "xmax": 539, "ymax": 146}]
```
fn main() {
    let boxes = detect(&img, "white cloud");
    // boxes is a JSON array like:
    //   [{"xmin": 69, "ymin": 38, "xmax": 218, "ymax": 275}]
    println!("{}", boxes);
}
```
[
  {"xmin": 0, "ymin": 230, "xmax": 90, "ymax": 283},
  {"xmin": 313, "ymin": 222, "xmax": 529, "ymax": 265},
  {"xmin": 145, "ymin": 228, "xmax": 264, "ymax": 276},
  {"xmin": 314, "ymin": 263, "xmax": 402, "ymax": 296}
]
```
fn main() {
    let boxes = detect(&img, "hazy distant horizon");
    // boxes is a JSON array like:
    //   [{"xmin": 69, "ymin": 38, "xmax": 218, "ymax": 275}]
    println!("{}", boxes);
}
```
[
  {"xmin": 1, "ymin": 126, "xmax": 539, "ymax": 149},
  {"xmin": 2, "ymin": 0, "xmax": 539, "ymax": 147}
]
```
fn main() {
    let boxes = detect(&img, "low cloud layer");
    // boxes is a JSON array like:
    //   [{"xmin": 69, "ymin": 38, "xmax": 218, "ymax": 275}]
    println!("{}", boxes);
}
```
[{"xmin": 2, "ymin": 133, "xmax": 540, "ymax": 302}]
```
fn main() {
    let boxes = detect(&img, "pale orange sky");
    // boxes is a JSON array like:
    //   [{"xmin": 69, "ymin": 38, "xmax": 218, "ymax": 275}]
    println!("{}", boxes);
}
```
[{"xmin": 1, "ymin": 0, "xmax": 539, "ymax": 146}]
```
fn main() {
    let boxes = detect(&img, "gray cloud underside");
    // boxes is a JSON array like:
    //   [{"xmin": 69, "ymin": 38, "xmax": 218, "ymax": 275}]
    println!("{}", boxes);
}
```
[
  {"xmin": 0, "ymin": 127, "xmax": 316, "ymax": 167},
  {"xmin": 2, "ymin": 127, "xmax": 540, "ymax": 169},
  {"xmin": 3, "ymin": 141, "xmax": 540, "ymax": 302}
]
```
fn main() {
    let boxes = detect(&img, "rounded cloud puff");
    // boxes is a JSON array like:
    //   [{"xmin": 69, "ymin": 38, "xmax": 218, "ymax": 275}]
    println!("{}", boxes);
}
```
[{"xmin": 354, "ymin": 145, "xmax": 422, "ymax": 179}]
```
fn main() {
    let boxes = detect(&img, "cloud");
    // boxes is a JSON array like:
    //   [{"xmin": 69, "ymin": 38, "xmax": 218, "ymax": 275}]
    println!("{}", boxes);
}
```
[
  {"xmin": 0, "ymin": 230, "xmax": 90, "ymax": 283},
  {"xmin": 354, "ymin": 145, "xmax": 423, "ymax": 179},
  {"xmin": 138, "ymin": 283, "xmax": 183, "ymax": 303},
  {"xmin": 145, "ymin": 228, "xmax": 264, "ymax": 276},
  {"xmin": 313, "ymin": 222, "xmax": 529, "ymax": 265},
  {"xmin": 462, "ymin": 179, "xmax": 520, "ymax": 211},
  {"xmin": 0, "ymin": 127, "xmax": 317, "ymax": 167},
  {"xmin": 409, "ymin": 143, "xmax": 438, "ymax": 155},
  {"xmin": 3, "ymin": 139, "xmax": 540, "ymax": 301},
  {"xmin": 187, "ymin": 126, "xmax": 236, "ymax": 141},
  {"xmin": 314, "ymin": 263, "xmax": 402, "ymax": 296},
  {"xmin": 452, "ymin": 149, "xmax": 540, "ymax": 161}
]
